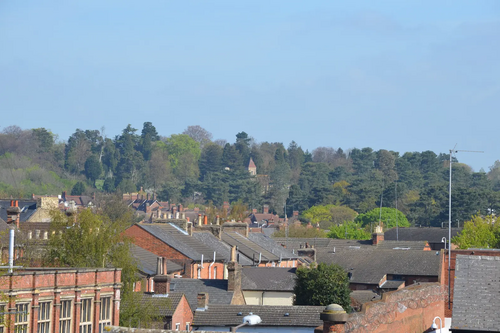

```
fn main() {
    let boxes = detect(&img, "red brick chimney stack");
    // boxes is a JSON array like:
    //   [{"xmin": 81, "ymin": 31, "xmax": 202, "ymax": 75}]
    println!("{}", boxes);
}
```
[{"xmin": 263, "ymin": 205, "xmax": 269, "ymax": 214}]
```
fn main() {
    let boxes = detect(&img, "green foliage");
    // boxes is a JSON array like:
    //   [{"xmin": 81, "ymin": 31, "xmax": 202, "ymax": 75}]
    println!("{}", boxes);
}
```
[
  {"xmin": 84, "ymin": 155, "xmax": 102, "ymax": 184},
  {"xmin": 302, "ymin": 205, "xmax": 357, "ymax": 228},
  {"xmin": 272, "ymin": 225, "xmax": 327, "ymax": 238},
  {"xmin": 71, "ymin": 181, "xmax": 86, "ymax": 195},
  {"xmin": 452, "ymin": 215, "xmax": 500, "ymax": 249},
  {"xmin": 327, "ymin": 221, "xmax": 371, "ymax": 240},
  {"xmin": 355, "ymin": 207, "xmax": 410, "ymax": 229},
  {"xmin": 294, "ymin": 263, "xmax": 351, "ymax": 311}
]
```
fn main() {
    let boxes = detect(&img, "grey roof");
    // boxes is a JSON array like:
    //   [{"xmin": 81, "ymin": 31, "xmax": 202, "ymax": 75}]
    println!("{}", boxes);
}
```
[
  {"xmin": 130, "ymin": 244, "xmax": 183, "ymax": 275},
  {"xmin": 274, "ymin": 237, "xmax": 426, "ymax": 251},
  {"xmin": 384, "ymin": 227, "xmax": 462, "ymax": 243},
  {"xmin": 350, "ymin": 290, "xmax": 381, "ymax": 304},
  {"xmin": 316, "ymin": 247, "xmax": 441, "ymax": 285},
  {"xmin": 140, "ymin": 292, "xmax": 184, "ymax": 317},
  {"xmin": 137, "ymin": 223, "xmax": 225, "ymax": 262},
  {"xmin": 0, "ymin": 200, "xmax": 37, "ymax": 223},
  {"xmin": 193, "ymin": 304, "xmax": 324, "ymax": 327},
  {"xmin": 241, "ymin": 267, "xmax": 296, "ymax": 291},
  {"xmin": 169, "ymin": 278, "xmax": 233, "ymax": 311},
  {"xmin": 222, "ymin": 231, "xmax": 280, "ymax": 263},
  {"xmin": 274, "ymin": 237, "xmax": 335, "ymax": 249},
  {"xmin": 375, "ymin": 240, "xmax": 427, "ymax": 250},
  {"xmin": 452, "ymin": 255, "xmax": 500, "ymax": 332},
  {"xmin": 247, "ymin": 233, "xmax": 298, "ymax": 260},
  {"xmin": 192, "ymin": 232, "xmax": 253, "ymax": 266}
]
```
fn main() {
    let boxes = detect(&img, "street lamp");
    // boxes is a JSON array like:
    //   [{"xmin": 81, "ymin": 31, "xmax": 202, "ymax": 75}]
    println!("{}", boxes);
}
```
[{"xmin": 431, "ymin": 316, "xmax": 443, "ymax": 333}]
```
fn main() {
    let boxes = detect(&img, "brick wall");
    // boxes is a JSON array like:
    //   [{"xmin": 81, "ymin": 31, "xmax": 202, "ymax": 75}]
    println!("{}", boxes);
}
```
[
  {"xmin": 344, "ymin": 283, "xmax": 446, "ymax": 333},
  {"xmin": 0, "ymin": 268, "xmax": 121, "ymax": 333},
  {"xmin": 171, "ymin": 295, "xmax": 193, "ymax": 331},
  {"xmin": 442, "ymin": 249, "xmax": 500, "ymax": 317}
]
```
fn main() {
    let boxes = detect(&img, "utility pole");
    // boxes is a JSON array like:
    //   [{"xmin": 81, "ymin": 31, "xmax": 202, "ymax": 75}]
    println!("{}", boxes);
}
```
[{"xmin": 448, "ymin": 146, "xmax": 483, "ymax": 310}]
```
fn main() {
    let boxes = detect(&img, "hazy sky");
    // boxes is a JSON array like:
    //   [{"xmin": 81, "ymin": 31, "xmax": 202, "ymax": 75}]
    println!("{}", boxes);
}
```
[{"xmin": 1, "ymin": 1, "xmax": 499, "ymax": 171}]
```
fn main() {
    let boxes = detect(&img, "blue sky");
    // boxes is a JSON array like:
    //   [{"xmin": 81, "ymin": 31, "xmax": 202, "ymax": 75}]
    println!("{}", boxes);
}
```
[{"xmin": 1, "ymin": 1, "xmax": 499, "ymax": 171}]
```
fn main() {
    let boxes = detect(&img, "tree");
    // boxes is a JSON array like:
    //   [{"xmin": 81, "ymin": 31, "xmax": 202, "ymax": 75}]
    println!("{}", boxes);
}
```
[
  {"xmin": 183, "ymin": 125, "xmax": 213, "ymax": 148},
  {"xmin": 327, "ymin": 221, "xmax": 371, "ymax": 240},
  {"xmin": 303, "ymin": 205, "xmax": 358, "ymax": 229},
  {"xmin": 84, "ymin": 155, "xmax": 102, "ymax": 185},
  {"xmin": 71, "ymin": 181, "xmax": 86, "ymax": 195},
  {"xmin": 272, "ymin": 225, "xmax": 326, "ymax": 238},
  {"xmin": 452, "ymin": 215, "xmax": 499, "ymax": 249},
  {"xmin": 355, "ymin": 207, "xmax": 410, "ymax": 229},
  {"xmin": 294, "ymin": 263, "xmax": 351, "ymax": 311}
]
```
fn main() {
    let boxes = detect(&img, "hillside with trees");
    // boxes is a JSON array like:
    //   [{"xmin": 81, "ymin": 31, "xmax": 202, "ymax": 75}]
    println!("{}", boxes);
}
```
[{"xmin": 1, "ymin": 123, "xmax": 499, "ymax": 227}]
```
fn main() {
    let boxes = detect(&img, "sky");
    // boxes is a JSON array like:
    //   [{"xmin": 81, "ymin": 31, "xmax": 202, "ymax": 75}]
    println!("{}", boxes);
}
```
[{"xmin": 1, "ymin": 1, "xmax": 499, "ymax": 171}]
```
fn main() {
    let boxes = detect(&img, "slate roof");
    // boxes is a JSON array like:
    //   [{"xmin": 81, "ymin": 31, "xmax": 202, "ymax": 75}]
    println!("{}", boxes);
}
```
[
  {"xmin": 0, "ymin": 200, "xmax": 37, "ymax": 223},
  {"xmin": 193, "ymin": 304, "xmax": 324, "ymax": 327},
  {"xmin": 247, "ymin": 233, "xmax": 298, "ymax": 260},
  {"xmin": 241, "ymin": 267, "xmax": 296, "ymax": 291},
  {"xmin": 137, "ymin": 223, "xmax": 225, "ymax": 262},
  {"xmin": 192, "ymin": 232, "xmax": 253, "ymax": 266},
  {"xmin": 222, "ymin": 231, "xmax": 280, "ymax": 263},
  {"xmin": 350, "ymin": 290, "xmax": 381, "ymax": 304},
  {"xmin": 379, "ymin": 280, "xmax": 405, "ymax": 289},
  {"xmin": 140, "ymin": 292, "xmax": 184, "ymax": 317},
  {"xmin": 169, "ymin": 278, "xmax": 233, "ymax": 311},
  {"xmin": 316, "ymin": 247, "xmax": 441, "ymax": 285},
  {"xmin": 384, "ymin": 227, "xmax": 462, "ymax": 243},
  {"xmin": 129, "ymin": 244, "xmax": 183, "ymax": 275},
  {"xmin": 452, "ymin": 255, "xmax": 500, "ymax": 332}
]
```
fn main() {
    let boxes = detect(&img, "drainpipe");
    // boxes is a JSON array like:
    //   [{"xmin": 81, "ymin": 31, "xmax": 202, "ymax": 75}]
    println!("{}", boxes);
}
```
[
  {"xmin": 201, "ymin": 254, "xmax": 204, "ymax": 268},
  {"xmin": 258, "ymin": 253, "xmax": 262, "ymax": 266},
  {"xmin": 208, "ymin": 252, "xmax": 216, "ymax": 279},
  {"xmin": 9, "ymin": 229, "xmax": 14, "ymax": 273}
]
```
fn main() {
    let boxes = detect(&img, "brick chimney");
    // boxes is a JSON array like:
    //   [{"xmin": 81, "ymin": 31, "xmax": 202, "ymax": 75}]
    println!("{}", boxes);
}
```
[
  {"xmin": 319, "ymin": 304, "xmax": 348, "ymax": 333},
  {"xmin": 263, "ymin": 205, "xmax": 269, "ymax": 214},
  {"xmin": 7, "ymin": 200, "xmax": 21, "ymax": 228},
  {"xmin": 372, "ymin": 225, "xmax": 384, "ymax": 245},
  {"xmin": 227, "ymin": 246, "xmax": 245, "ymax": 304},
  {"xmin": 252, "ymin": 208, "xmax": 257, "ymax": 214},
  {"xmin": 197, "ymin": 292, "xmax": 209, "ymax": 310},
  {"xmin": 293, "ymin": 210, "xmax": 299, "ymax": 217}
]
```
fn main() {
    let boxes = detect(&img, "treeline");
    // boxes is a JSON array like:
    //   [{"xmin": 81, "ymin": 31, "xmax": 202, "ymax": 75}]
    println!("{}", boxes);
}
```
[{"xmin": 1, "ymin": 123, "xmax": 500, "ymax": 226}]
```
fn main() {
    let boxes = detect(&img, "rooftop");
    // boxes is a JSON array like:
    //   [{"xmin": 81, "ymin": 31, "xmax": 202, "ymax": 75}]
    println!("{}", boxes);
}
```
[
  {"xmin": 241, "ymin": 267, "xmax": 296, "ymax": 291},
  {"xmin": 452, "ymin": 255, "xmax": 500, "ymax": 332},
  {"xmin": 169, "ymin": 278, "xmax": 234, "ymax": 311},
  {"xmin": 193, "ymin": 304, "xmax": 324, "ymax": 327}
]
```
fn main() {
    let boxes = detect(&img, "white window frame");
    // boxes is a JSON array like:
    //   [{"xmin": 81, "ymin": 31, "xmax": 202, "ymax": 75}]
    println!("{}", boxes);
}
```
[
  {"xmin": 0, "ymin": 304, "xmax": 6, "ymax": 333},
  {"xmin": 59, "ymin": 300, "xmax": 72, "ymax": 333},
  {"xmin": 79, "ymin": 299, "xmax": 93, "ymax": 333},
  {"xmin": 197, "ymin": 266, "xmax": 201, "ymax": 279},
  {"xmin": 37, "ymin": 301, "xmax": 51, "ymax": 333},
  {"xmin": 98, "ymin": 297, "xmax": 112, "ymax": 333},
  {"xmin": 175, "ymin": 323, "xmax": 180, "ymax": 331},
  {"xmin": 185, "ymin": 322, "xmax": 190, "ymax": 331},
  {"xmin": 15, "ymin": 303, "xmax": 30, "ymax": 333},
  {"xmin": 213, "ymin": 266, "xmax": 217, "ymax": 279}
]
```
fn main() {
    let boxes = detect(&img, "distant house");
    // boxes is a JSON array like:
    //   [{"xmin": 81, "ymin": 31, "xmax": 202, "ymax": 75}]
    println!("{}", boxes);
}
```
[
  {"xmin": 248, "ymin": 157, "xmax": 257, "ymax": 176},
  {"xmin": 123, "ymin": 223, "xmax": 226, "ymax": 279},
  {"xmin": 141, "ymin": 293, "xmax": 193, "ymax": 331},
  {"xmin": 384, "ymin": 226, "xmax": 462, "ymax": 250},
  {"xmin": 451, "ymin": 255, "xmax": 500, "ymax": 332},
  {"xmin": 241, "ymin": 267, "xmax": 296, "ymax": 306},
  {"xmin": 277, "ymin": 231, "xmax": 440, "ymax": 292}
]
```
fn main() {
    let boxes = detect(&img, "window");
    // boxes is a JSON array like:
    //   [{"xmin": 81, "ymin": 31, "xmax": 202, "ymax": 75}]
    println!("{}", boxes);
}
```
[
  {"xmin": 175, "ymin": 323, "xmax": 180, "ymax": 331},
  {"xmin": 79, "ymin": 299, "xmax": 92, "ymax": 333},
  {"xmin": 99, "ymin": 297, "xmax": 112, "ymax": 333},
  {"xmin": 59, "ymin": 300, "xmax": 72, "ymax": 333},
  {"xmin": 197, "ymin": 266, "xmax": 201, "ymax": 279},
  {"xmin": 38, "ymin": 302, "xmax": 51, "ymax": 333},
  {"xmin": 0, "ymin": 304, "xmax": 5, "ymax": 333},
  {"xmin": 15, "ymin": 303, "xmax": 29, "ymax": 333},
  {"xmin": 213, "ymin": 266, "xmax": 217, "ymax": 279},
  {"xmin": 185, "ymin": 323, "xmax": 190, "ymax": 331}
]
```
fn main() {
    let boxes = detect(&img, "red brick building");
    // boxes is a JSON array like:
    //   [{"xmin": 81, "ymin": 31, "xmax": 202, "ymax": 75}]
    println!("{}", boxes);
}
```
[{"xmin": 0, "ymin": 268, "xmax": 121, "ymax": 333}]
